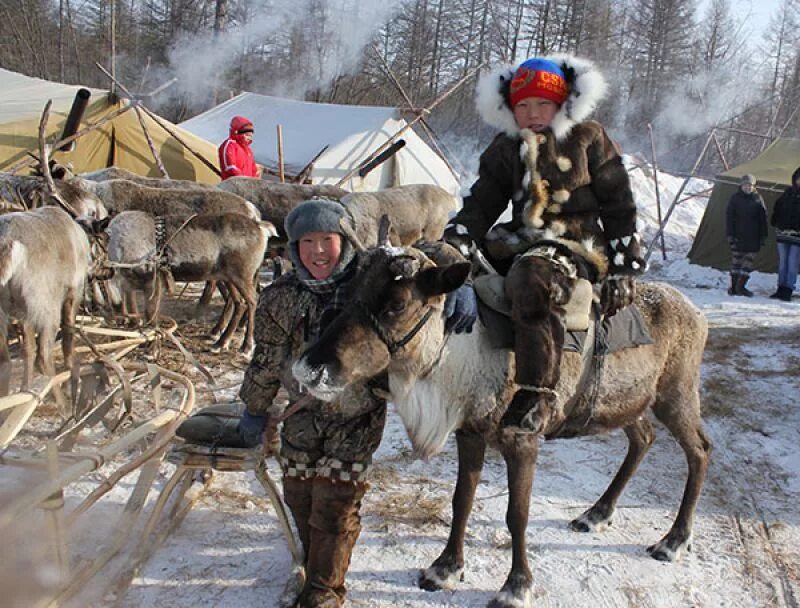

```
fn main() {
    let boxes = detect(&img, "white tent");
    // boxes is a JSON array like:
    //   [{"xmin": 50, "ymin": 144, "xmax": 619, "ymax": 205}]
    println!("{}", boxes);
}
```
[{"xmin": 180, "ymin": 93, "xmax": 460, "ymax": 193}]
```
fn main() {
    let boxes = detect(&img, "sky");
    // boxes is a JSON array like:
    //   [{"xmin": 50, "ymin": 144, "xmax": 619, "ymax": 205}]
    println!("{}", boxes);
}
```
[{"xmin": 724, "ymin": 0, "xmax": 782, "ymax": 34}]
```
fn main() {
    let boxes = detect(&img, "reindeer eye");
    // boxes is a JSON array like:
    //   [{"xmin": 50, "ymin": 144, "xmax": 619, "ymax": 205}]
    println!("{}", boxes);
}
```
[{"xmin": 385, "ymin": 300, "xmax": 406, "ymax": 316}]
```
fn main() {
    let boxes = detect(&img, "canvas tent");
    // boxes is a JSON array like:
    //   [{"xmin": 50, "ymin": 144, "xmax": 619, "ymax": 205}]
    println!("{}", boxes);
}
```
[
  {"xmin": 0, "ymin": 68, "xmax": 221, "ymax": 183},
  {"xmin": 687, "ymin": 137, "xmax": 800, "ymax": 273},
  {"xmin": 180, "ymin": 93, "xmax": 460, "ymax": 193}
]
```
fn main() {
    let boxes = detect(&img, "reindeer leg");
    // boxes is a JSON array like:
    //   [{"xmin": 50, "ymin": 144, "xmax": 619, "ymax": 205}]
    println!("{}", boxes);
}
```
[
  {"xmin": 60, "ymin": 288, "xmax": 77, "ymax": 370},
  {"xmin": 570, "ymin": 415, "xmax": 656, "ymax": 532},
  {"xmin": 196, "ymin": 280, "xmax": 217, "ymax": 313},
  {"xmin": 21, "ymin": 322, "xmax": 36, "ymax": 391},
  {"xmin": 647, "ymin": 392, "xmax": 712, "ymax": 562},
  {"xmin": 239, "ymin": 278, "xmax": 257, "ymax": 356},
  {"xmin": 209, "ymin": 283, "xmax": 232, "ymax": 341},
  {"xmin": 0, "ymin": 317, "xmax": 10, "ymax": 397},
  {"xmin": 487, "ymin": 436, "xmax": 539, "ymax": 608},
  {"xmin": 213, "ymin": 283, "xmax": 244, "ymax": 352},
  {"xmin": 419, "ymin": 430, "xmax": 486, "ymax": 592},
  {"xmin": 144, "ymin": 273, "xmax": 162, "ymax": 326}
]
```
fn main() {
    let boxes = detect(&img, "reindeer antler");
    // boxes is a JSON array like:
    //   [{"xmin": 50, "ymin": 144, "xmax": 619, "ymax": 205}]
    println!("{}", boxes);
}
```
[
  {"xmin": 38, "ymin": 100, "xmax": 79, "ymax": 219},
  {"xmin": 338, "ymin": 217, "xmax": 366, "ymax": 252},
  {"xmin": 377, "ymin": 214, "xmax": 392, "ymax": 246}
]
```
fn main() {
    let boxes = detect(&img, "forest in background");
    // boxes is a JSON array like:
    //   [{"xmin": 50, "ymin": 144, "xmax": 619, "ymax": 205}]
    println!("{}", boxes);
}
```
[{"xmin": 1, "ymin": 0, "xmax": 798, "ymax": 175}]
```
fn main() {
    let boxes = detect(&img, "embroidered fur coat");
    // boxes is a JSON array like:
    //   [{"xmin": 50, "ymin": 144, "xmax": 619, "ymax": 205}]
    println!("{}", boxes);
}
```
[{"xmin": 446, "ymin": 54, "xmax": 642, "ymax": 280}]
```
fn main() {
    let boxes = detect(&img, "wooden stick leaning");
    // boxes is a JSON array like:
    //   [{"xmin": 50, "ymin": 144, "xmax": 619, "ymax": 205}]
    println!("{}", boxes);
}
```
[
  {"xmin": 94, "ymin": 62, "xmax": 222, "ymax": 178},
  {"xmin": 647, "ymin": 123, "xmax": 666, "ymax": 261},
  {"xmin": 133, "ymin": 103, "xmax": 169, "ymax": 178},
  {"xmin": 335, "ymin": 64, "xmax": 484, "ymax": 187}
]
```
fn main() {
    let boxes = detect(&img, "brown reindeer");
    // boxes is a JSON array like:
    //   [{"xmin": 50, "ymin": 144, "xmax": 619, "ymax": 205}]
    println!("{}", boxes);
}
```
[
  {"xmin": 0, "ymin": 207, "xmax": 91, "ymax": 396},
  {"xmin": 292, "ymin": 243, "xmax": 712, "ymax": 608},
  {"xmin": 105, "ymin": 211, "xmax": 275, "ymax": 353}
]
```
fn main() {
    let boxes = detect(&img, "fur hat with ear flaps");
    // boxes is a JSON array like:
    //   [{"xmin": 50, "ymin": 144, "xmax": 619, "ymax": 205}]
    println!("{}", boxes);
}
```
[{"xmin": 475, "ymin": 54, "xmax": 608, "ymax": 141}]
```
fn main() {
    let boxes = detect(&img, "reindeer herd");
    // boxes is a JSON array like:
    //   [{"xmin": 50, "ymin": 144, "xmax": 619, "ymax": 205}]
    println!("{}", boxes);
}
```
[{"xmin": 0, "ymin": 167, "xmax": 456, "ymax": 397}]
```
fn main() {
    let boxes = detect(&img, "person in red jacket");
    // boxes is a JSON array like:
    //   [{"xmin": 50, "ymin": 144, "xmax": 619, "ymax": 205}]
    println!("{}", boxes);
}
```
[{"xmin": 218, "ymin": 115, "xmax": 260, "ymax": 180}]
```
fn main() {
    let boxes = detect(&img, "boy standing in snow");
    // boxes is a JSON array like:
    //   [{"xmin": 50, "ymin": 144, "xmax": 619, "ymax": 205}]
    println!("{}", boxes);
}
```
[
  {"xmin": 725, "ymin": 174, "xmax": 767, "ymax": 297},
  {"xmin": 443, "ymin": 55, "xmax": 645, "ymax": 436}
]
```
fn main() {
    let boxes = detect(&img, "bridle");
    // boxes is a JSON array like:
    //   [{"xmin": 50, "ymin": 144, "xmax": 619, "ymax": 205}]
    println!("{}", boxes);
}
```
[{"xmin": 353, "ymin": 300, "xmax": 436, "ymax": 355}]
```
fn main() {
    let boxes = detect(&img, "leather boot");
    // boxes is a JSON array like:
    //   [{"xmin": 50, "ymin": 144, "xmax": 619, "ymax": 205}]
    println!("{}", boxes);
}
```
[
  {"xmin": 283, "ymin": 476, "xmax": 314, "ymax": 562},
  {"xmin": 728, "ymin": 273, "xmax": 738, "ymax": 296},
  {"xmin": 737, "ymin": 275, "xmax": 754, "ymax": 297},
  {"xmin": 778, "ymin": 286, "xmax": 793, "ymax": 302},
  {"xmin": 295, "ymin": 478, "xmax": 367, "ymax": 608}
]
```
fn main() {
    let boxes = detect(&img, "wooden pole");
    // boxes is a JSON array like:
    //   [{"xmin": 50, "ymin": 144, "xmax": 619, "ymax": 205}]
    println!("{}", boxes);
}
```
[
  {"xmin": 647, "ymin": 123, "xmax": 666, "ymax": 261},
  {"xmin": 335, "ymin": 64, "xmax": 483, "ymax": 187},
  {"xmin": 293, "ymin": 145, "xmax": 328, "ymax": 184},
  {"xmin": 644, "ymin": 130, "xmax": 715, "ymax": 262},
  {"xmin": 711, "ymin": 131, "xmax": 729, "ymax": 170},
  {"xmin": 277, "ymin": 124, "xmax": 285, "ymax": 183},
  {"xmin": 95, "ymin": 62, "xmax": 222, "ymax": 178},
  {"xmin": 3, "ymin": 103, "xmax": 134, "ymax": 174},
  {"xmin": 371, "ymin": 45, "xmax": 463, "ymax": 180},
  {"xmin": 133, "ymin": 103, "xmax": 169, "ymax": 178}
]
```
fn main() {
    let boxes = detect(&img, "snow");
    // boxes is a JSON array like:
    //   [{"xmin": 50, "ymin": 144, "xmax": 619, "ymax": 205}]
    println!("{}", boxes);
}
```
[{"xmin": 6, "ymin": 162, "xmax": 800, "ymax": 607}]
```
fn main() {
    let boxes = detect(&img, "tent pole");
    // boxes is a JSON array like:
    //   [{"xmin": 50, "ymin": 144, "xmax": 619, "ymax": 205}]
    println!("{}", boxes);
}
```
[
  {"xmin": 95, "ymin": 62, "xmax": 222, "ymax": 178},
  {"xmin": 277, "ymin": 125, "xmax": 285, "ymax": 183},
  {"xmin": 647, "ymin": 123, "xmax": 667, "ymax": 261},
  {"xmin": 644, "ymin": 130, "xmax": 715, "ymax": 262},
  {"xmin": 371, "ymin": 44, "xmax": 463, "ymax": 180},
  {"xmin": 711, "ymin": 132, "xmax": 729, "ymax": 170},
  {"xmin": 133, "ymin": 103, "xmax": 169, "ymax": 178},
  {"xmin": 335, "ymin": 64, "xmax": 484, "ymax": 187},
  {"xmin": 293, "ymin": 145, "xmax": 329, "ymax": 184},
  {"xmin": 3, "ymin": 104, "xmax": 135, "ymax": 174}
]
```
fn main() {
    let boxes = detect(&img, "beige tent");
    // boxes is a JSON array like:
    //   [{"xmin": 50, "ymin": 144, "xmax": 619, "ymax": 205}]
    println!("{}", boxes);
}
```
[
  {"xmin": 0, "ymin": 68, "xmax": 221, "ymax": 183},
  {"xmin": 687, "ymin": 138, "xmax": 800, "ymax": 272}
]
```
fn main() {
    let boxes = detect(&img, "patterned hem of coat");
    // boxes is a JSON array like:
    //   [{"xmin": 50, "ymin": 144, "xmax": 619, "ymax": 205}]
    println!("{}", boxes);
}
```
[{"xmin": 279, "ymin": 456, "xmax": 371, "ymax": 482}]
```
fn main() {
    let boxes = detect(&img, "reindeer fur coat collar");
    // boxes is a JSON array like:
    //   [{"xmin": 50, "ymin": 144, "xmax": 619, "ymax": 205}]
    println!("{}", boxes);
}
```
[{"xmin": 450, "ymin": 54, "xmax": 638, "ymax": 278}]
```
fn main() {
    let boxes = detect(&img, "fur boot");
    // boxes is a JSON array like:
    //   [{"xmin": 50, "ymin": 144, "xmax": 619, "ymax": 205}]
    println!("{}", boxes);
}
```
[
  {"xmin": 294, "ymin": 479, "xmax": 367, "ymax": 608},
  {"xmin": 501, "ymin": 254, "xmax": 568, "ymax": 434},
  {"xmin": 283, "ymin": 476, "xmax": 314, "ymax": 562},
  {"xmin": 737, "ymin": 275, "xmax": 753, "ymax": 297}
]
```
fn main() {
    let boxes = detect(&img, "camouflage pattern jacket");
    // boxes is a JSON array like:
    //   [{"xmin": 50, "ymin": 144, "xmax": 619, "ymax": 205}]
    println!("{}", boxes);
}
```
[{"xmin": 239, "ymin": 272, "xmax": 386, "ymax": 472}]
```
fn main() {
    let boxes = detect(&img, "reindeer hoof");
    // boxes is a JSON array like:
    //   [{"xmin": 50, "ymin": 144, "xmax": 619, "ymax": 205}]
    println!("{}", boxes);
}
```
[
  {"xmin": 418, "ymin": 563, "xmax": 464, "ymax": 592},
  {"xmin": 240, "ymin": 344, "xmax": 255, "ymax": 358},
  {"xmin": 209, "ymin": 342, "xmax": 229, "ymax": 354},
  {"xmin": 487, "ymin": 571, "xmax": 534, "ymax": 608},
  {"xmin": 208, "ymin": 332, "xmax": 221, "ymax": 342},
  {"xmin": 646, "ymin": 533, "xmax": 692, "ymax": 562},
  {"xmin": 569, "ymin": 508, "xmax": 613, "ymax": 533}
]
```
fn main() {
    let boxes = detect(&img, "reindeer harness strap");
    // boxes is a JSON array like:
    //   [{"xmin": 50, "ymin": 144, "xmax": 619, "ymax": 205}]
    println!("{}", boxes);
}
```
[{"xmin": 354, "ymin": 300, "xmax": 435, "ymax": 355}]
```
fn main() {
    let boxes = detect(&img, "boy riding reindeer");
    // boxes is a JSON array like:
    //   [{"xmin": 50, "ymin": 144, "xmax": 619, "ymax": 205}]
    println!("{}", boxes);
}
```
[{"xmin": 444, "ymin": 54, "xmax": 646, "ymax": 435}]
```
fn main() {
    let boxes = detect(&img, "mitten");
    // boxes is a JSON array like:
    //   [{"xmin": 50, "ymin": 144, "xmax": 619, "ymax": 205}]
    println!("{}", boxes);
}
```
[
  {"xmin": 607, "ymin": 234, "xmax": 646, "ymax": 275},
  {"xmin": 444, "ymin": 282, "xmax": 478, "ymax": 333}
]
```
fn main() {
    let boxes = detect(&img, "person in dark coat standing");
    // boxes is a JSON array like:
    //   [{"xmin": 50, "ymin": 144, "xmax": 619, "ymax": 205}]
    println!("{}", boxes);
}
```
[
  {"xmin": 725, "ymin": 174, "xmax": 767, "ymax": 297},
  {"xmin": 770, "ymin": 167, "xmax": 800, "ymax": 301}
]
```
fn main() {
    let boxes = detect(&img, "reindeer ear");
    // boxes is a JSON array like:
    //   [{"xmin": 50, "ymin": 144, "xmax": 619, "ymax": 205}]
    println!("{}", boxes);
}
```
[
  {"xmin": 93, "ymin": 216, "xmax": 112, "ymax": 234},
  {"xmin": 416, "ymin": 262, "xmax": 471, "ymax": 297}
]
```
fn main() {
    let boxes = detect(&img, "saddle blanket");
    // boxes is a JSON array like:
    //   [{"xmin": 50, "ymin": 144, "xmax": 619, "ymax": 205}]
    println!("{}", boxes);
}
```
[{"xmin": 476, "ymin": 299, "xmax": 654, "ymax": 354}]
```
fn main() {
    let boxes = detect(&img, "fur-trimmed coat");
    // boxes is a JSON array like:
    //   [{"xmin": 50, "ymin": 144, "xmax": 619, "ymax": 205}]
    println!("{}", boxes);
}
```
[{"xmin": 448, "ymin": 55, "xmax": 641, "ymax": 279}]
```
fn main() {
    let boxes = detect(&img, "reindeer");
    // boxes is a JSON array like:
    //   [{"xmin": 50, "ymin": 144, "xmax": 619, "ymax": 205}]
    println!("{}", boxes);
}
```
[
  {"xmin": 78, "ymin": 167, "xmax": 217, "ymax": 190},
  {"xmin": 0, "ymin": 207, "xmax": 91, "ymax": 396},
  {"xmin": 216, "ymin": 178, "xmax": 347, "ymax": 238},
  {"xmin": 292, "ymin": 240, "xmax": 712, "ymax": 608},
  {"xmin": 105, "ymin": 211, "xmax": 276, "ymax": 354},
  {"xmin": 90, "ymin": 179, "xmax": 259, "ymax": 221},
  {"xmin": 342, "ymin": 184, "xmax": 458, "ymax": 246},
  {"xmin": 0, "ymin": 173, "xmax": 108, "ymax": 219}
]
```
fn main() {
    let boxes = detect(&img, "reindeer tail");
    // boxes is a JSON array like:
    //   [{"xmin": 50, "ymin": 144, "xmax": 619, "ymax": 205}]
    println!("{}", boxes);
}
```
[{"xmin": 0, "ymin": 241, "xmax": 25, "ymax": 287}]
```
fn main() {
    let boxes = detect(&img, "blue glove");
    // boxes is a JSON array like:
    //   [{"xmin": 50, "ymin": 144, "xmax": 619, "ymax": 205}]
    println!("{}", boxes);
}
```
[
  {"xmin": 444, "ymin": 283, "xmax": 477, "ymax": 334},
  {"xmin": 237, "ymin": 410, "xmax": 268, "ymax": 448}
]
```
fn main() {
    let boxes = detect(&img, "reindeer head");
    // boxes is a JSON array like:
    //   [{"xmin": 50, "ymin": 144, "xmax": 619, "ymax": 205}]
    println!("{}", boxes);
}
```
[{"xmin": 292, "ymin": 242, "xmax": 470, "ymax": 401}]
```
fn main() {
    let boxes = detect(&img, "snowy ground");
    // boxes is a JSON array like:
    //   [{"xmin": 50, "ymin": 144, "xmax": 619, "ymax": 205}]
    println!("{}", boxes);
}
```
[{"xmin": 6, "ymin": 165, "xmax": 800, "ymax": 607}]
